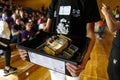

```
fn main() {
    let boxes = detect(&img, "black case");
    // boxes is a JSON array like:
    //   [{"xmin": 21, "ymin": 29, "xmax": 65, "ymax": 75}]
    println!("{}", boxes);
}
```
[{"xmin": 16, "ymin": 31, "xmax": 90, "ymax": 76}]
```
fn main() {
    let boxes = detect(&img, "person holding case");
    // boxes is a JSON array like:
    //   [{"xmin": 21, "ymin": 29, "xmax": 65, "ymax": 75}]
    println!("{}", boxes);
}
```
[
  {"xmin": 101, "ymin": 3, "xmax": 120, "ymax": 80},
  {"xmin": 19, "ymin": 0, "xmax": 101, "ymax": 80}
]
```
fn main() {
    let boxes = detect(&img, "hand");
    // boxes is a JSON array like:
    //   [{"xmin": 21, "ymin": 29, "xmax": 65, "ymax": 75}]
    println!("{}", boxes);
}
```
[
  {"xmin": 43, "ymin": 26, "xmax": 49, "ymax": 32},
  {"xmin": 66, "ymin": 63, "xmax": 85, "ymax": 77},
  {"xmin": 18, "ymin": 49, "xmax": 28, "ymax": 60},
  {"xmin": 101, "ymin": 3, "xmax": 111, "ymax": 16}
]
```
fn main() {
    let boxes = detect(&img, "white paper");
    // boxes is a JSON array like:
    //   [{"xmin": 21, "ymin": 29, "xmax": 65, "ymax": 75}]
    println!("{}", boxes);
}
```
[{"xmin": 28, "ymin": 51, "xmax": 65, "ymax": 74}]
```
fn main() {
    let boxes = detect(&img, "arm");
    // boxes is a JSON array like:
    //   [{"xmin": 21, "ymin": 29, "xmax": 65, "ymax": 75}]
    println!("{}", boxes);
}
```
[
  {"xmin": 11, "ymin": 25, "xmax": 21, "ymax": 36},
  {"xmin": 43, "ymin": 0, "xmax": 57, "ymax": 32},
  {"xmin": 82, "ymin": 22, "xmax": 95, "ymax": 67},
  {"xmin": 43, "ymin": 18, "xmax": 52, "ymax": 32},
  {"xmin": 12, "ymin": 30, "xmax": 21, "ymax": 35},
  {"xmin": 66, "ymin": 22, "xmax": 95, "ymax": 77},
  {"xmin": 101, "ymin": 3, "xmax": 120, "ymax": 32}
]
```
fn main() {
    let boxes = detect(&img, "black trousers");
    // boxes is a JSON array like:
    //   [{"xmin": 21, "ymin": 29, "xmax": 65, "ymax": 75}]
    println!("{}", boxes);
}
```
[
  {"xmin": 108, "ymin": 43, "xmax": 120, "ymax": 80},
  {"xmin": 0, "ymin": 45, "xmax": 11, "ymax": 67}
]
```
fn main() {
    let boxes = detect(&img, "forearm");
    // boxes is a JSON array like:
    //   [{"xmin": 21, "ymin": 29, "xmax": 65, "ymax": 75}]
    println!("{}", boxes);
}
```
[
  {"xmin": 101, "ymin": 3, "xmax": 120, "ymax": 32},
  {"xmin": 81, "ymin": 22, "xmax": 95, "ymax": 67},
  {"xmin": 82, "ymin": 32, "xmax": 95, "ymax": 67},
  {"xmin": 13, "ymin": 31, "xmax": 20, "ymax": 35},
  {"xmin": 104, "ymin": 12, "xmax": 119, "ymax": 32},
  {"xmin": 43, "ymin": 18, "xmax": 52, "ymax": 32}
]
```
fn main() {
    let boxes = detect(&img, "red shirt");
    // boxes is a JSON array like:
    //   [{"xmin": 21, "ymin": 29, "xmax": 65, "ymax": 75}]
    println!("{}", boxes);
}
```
[{"xmin": 99, "ymin": 20, "xmax": 104, "ymax": 27}]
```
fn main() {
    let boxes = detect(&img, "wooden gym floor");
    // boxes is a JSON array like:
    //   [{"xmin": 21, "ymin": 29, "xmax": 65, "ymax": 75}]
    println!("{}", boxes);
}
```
[{"xmin": 0, "ymin": 28, "xmax": 113, "ymax": 80}]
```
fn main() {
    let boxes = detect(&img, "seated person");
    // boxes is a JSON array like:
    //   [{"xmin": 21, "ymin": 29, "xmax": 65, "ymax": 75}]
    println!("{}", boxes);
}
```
[
  {"xmin": 21, "ymin": 22, "xmax": 35, "ymax": 41},
  {"xmin": 11, "ymin": 18, "xmax": 24, "ymax": 43}
]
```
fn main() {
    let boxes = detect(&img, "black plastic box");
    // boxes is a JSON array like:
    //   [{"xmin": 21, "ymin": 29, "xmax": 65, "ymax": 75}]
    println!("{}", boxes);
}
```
[{"xmin": 16, "ymin": 31, "xmax": 90, "ymax": 76}]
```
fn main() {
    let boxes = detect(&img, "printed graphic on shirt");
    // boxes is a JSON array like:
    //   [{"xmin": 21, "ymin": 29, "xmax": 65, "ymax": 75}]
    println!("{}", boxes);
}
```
[
  {"xmin": 56, "ymin": 18, "xmax": 70, "ymax": 34},
  {"xmin": 59, "ymin": 6, "xmax": 71, "ymax": 15},
  {"xmin": 113, "ymin": 58, "xmax": 118, "ymax": 64},
  {"xmin": 56, "ymin": 8, "xmax": 81, "ymax": 34},
  {"xmin": 72, "ymin": 9, "xmax": 81, "ymax": 17}
]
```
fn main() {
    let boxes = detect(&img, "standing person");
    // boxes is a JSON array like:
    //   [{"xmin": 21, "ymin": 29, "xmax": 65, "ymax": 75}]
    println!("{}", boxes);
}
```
[
  {"xmin": 113, "ymin": 6, "xmax": 120, "ymax": 21},
  {"xmin": 101, "ymin": 3, "xmax": 120, "ymax": 80},
  {"xmin": 19, "ymin": 0, "xmax": 101, "ymax": 80},
  {"xmin": 98, "ymin": 18, "xmax": 106, "ymax": 39},
  {"xmin": 0, "ymin": 12, "xmax": 17, "ymax": 76}
]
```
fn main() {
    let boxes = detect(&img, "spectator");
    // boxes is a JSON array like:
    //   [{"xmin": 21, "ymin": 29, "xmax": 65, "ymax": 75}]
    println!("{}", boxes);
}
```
[
  {"xmin": 11, "ymin": 18, "xmax": 24, "ymax": 43},
  {"xmin": 21, "ymin": 22, "xmax": 35, "ymax": 41},
  {"xmin": 0, "ymin": 13, "xmax": 17, "ymax": 76},
  {"xmin": 97, "ymin": 18, "xmax": 106, "ymax": 39},
  {"xmin": 101, "ymin": 3, "xmax": 120, "ymax": 80}
]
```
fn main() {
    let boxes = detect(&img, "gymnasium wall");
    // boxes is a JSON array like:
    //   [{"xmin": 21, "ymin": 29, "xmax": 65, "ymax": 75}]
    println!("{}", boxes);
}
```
[
  {"xmin": 13, "ymin": 0, "xmax": 51, "ymax": 11},
  {"xmin": 13, "ymin": 0, "xmax": 120, "ymax": 17}
]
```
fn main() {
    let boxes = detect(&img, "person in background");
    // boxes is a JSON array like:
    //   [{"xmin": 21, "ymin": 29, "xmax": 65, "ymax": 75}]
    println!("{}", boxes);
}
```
[
  {"xmin": 0, "ymin": 12, "xmax": 17, "ymax": 76},
  {"xmin": 101, "ymin": 3, "xmax": 120, "ymax": 80},
  {"xmin": 97, "ymin": 18, "xmax": 106, "ymax": 39},
  {"xmin": 21, "ymin": 22, "xmax": 35, "ymax": 41},
  {"xmin": 18, "ymin": 0, "xmax": 101, "ymax": 80},
  {"xmin": 10, "ymin": 18, "xmax": 24, "ymax": 43},
  {"xmin": 37, "ymin": 14, "xmax": 47, "ymax": 30},
  {"xmin": 111, "ymin": 5, "xmax": 120, "ymax": 21}
]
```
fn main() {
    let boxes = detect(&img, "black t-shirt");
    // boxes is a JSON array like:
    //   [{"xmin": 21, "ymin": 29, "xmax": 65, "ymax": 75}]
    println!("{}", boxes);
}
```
[
  {"xmin": 113, "ymin": 30, "xmax": 120, "ymax": 48},
  {"xmin": 47, "ymin": 0, "xmax": 101, "ymax": 37}
]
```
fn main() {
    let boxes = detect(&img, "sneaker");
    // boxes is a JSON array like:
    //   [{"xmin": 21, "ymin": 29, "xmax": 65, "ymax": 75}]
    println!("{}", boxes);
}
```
[
  {"xmin": 96, "ymin": 35, "xmax": 100, "ymax": 39},
  {"xmin": 99, "ymin": 37, "xmax": 103, "ymax": 40},
  {"xmin": 4, "ymin": 67, "xmax": 17, "ymax": 76}
]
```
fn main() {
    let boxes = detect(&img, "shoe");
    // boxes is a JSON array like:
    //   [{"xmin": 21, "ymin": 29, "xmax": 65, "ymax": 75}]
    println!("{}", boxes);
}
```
[
  {"xmin": 99, "ymin": 37, "xmax": 103, "ymax": 40},
  {"xmin": 4, "ymin": 66, "xmax": 17, "ymax": 76},
  {"xmin": 96, "ymin": 35, "xmax": 100, "ymax": 39}
]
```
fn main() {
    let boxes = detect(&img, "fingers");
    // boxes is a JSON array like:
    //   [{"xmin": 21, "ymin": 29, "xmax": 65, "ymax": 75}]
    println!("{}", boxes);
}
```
[
  {"xmin": 101, "ymin": 3, "xmax": 109, "ymax": 16},
  {"xmin": 66, "ymin": 63, "xmax": 83, "ymax": 77},
  {"xmin": 101, "ymin": 3, "xmax": 110, "ymax": 11},
  {"xmin": 18, "ymin": 49, "xmax": 28, "ymax": 60},
  {"xmin": 102, "ymin": 3, "xmax": 106, "ymax": 8},
  {"xmin": 101, "ymin": 3, "xmax": 107, "ymax": 11},
  {"xmin": 18, "ymin": 49, "xmax": 26, "ymax": 54},
  {"xmin": 20, "ymin": 54, "xmax": 28, "ymax": 60}
]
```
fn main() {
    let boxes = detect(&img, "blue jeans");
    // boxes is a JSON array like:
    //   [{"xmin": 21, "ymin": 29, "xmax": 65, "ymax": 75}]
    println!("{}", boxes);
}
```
[{"xmin": 99, "ymin": 26, "xmax": 105, "ymax": 37}]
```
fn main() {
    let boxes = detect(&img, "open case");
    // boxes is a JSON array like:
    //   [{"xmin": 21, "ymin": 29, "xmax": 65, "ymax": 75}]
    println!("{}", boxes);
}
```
[{"xmin": 16, "ymin": 30, "xmax": 90, "ymax": 76}]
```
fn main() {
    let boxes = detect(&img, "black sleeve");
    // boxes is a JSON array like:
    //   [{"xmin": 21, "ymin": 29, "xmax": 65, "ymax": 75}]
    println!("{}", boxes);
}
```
[
  {"xmin": 46, "ymin": 0, "xmax": 57, "ymax": 19},
  {"xmin": 84, "ymin": 0, "xmax": 101, "ymax": 22}
]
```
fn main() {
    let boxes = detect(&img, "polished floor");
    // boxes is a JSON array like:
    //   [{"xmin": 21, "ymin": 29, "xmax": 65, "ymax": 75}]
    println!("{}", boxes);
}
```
[
  {"xmin": 80, "ymin": 29, "xmax": 114, "ymax": 80},
  {"xmin": 0, "ymin": 28, "xmax": 114, "ymax": 80}
]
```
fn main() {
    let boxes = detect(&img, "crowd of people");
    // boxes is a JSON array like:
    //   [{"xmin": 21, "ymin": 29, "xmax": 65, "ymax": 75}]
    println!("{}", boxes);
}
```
[
  {"xmin": 0, "ymin": 0, "xmax": 48, "ymax": 43},
  {"xmin": 0, "ymin": 0, "xmax": 47, "ymax": 76}
]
